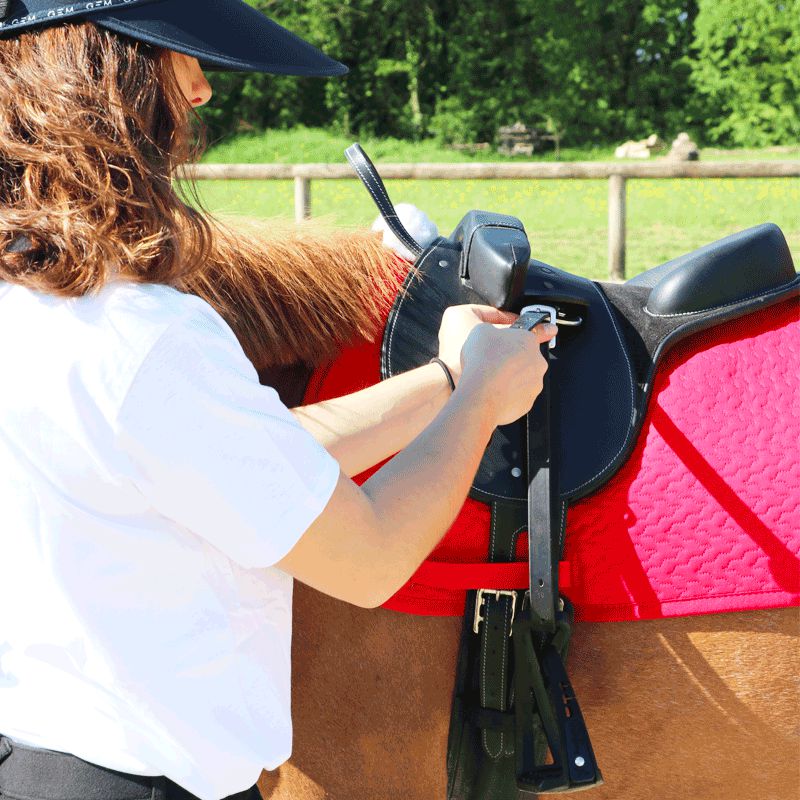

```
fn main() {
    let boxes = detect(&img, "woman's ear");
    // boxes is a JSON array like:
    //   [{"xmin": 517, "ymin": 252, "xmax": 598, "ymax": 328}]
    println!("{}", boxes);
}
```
[{"xmin": 169, "ymin": 51, "xmax": 213, "ymax": 108}]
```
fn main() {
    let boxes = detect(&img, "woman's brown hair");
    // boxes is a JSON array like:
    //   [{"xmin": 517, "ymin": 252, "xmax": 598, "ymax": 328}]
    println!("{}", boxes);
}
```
[{"xmin": 0, "ymin": 22, "xmax": 400, "ymax": 369}]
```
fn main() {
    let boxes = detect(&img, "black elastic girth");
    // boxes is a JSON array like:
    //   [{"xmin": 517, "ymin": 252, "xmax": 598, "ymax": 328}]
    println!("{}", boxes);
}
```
[{"xmin": 345, "ymin": 143, "xmax": 423, "ymax": 259}]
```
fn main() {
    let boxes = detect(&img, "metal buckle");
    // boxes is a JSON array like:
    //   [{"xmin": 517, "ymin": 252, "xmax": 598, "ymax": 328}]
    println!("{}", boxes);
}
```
[
  {"xmin": 473, "ymin": 589, "xmax": 519, "ymax": 635},
  {"xmin": 519, "ymin": 305, "xmax": 558, "ymax": 349}
]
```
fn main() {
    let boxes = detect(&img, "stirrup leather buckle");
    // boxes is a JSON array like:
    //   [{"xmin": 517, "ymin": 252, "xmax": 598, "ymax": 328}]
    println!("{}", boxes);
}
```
[{"xmin": 473, "ymin": 589, "xmax": 518, "ymax": 635}]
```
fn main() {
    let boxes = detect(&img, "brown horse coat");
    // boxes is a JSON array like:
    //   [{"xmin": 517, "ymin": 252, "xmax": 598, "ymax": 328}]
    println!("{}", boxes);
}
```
[{"xmin": 261, "ymin": 591, "xmax": 799, "ymax": 800}]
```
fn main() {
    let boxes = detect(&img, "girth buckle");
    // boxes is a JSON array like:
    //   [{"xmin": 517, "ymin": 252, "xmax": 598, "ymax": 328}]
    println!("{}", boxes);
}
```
[
  {"xmin": 473, "ymin": 589, "xmax": 518, "ymax": 635},
  {"xmin": 519, "ymin": 304, "xmax": 559, "ymax": 349}
]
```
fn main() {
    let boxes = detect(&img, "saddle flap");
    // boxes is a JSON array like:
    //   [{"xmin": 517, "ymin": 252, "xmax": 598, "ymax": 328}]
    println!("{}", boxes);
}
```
[{"xmin": 452, "ymin": 211, "xmax": 531, "ymax": 310}]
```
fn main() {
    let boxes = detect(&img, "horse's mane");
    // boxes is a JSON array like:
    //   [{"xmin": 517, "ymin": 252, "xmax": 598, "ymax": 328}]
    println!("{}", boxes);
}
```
[{"xmin": 179, "ymin": 217, "xmax": 404, "ymax": 371}]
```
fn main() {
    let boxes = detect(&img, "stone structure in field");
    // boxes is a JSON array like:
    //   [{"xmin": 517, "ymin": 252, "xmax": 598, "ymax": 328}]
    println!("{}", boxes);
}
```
[
  {"xmin": 498, "ymin": 122, "xmax": 536, "ymax": 156},
  {"xmin": 614, "ymin": 134, "xmax": 665, "ymax": 159},
  {"xmin": 669, "ymin": 132, "xmax": 700, "ymax": 161}
]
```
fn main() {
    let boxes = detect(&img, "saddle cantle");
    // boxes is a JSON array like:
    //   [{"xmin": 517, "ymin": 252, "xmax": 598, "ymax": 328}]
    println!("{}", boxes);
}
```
[{"xmin": 344, "ymin": 141, "xmax": 800, "ymax": 800}]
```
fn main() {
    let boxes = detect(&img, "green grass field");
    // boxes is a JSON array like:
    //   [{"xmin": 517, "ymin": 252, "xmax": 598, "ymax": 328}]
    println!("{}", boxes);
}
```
[{"xmin": 190, "ymin": 129, "xmax": 799, "ymax": 280}]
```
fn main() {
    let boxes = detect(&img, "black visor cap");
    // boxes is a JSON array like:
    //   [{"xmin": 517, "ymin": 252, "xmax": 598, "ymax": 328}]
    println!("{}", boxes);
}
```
[{"xmin": 0, "ymin": 0, "xmax": 348, "ymax": 77}]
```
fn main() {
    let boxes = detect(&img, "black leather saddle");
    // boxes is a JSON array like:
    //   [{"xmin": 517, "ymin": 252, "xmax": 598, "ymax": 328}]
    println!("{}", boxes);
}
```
[
  {"xmin": 380, "ymin": 204, "xmax": 799, "ymax": 508},
  {"xmin": 345, "ymin": 142, "xmax": 800, "ymax": 799}
]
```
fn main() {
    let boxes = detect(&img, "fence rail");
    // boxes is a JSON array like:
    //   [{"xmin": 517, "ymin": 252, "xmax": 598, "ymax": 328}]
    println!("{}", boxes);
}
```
[{"xmin": 179, "ymin": 160, "xmax": 800, "ymax": 280}]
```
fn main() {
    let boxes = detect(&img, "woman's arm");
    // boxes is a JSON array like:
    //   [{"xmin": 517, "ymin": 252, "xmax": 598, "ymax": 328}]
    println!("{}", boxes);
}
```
[
  {"xmin": 290, "ymin": 361, "xmax": 452, "ymax": 477},
  {"xmin": 291, "ymin": 304, "xmax": 513, "ymax": 476},
  {"xmin": 277, "ymin": 319, "xmax": 556, "ymax": 609}
]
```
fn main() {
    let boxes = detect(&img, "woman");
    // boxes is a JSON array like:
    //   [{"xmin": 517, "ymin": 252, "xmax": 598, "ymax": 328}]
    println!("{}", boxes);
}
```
[{"xmin": 0, "ymin": 2, "xmax": 555, "ymax": 799}]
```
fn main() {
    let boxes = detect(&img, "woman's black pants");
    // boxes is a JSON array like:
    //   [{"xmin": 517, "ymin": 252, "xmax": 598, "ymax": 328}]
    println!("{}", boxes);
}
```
[{"xmin": 0, "ymin": 736, "xmax": 261, "ymax": 800}]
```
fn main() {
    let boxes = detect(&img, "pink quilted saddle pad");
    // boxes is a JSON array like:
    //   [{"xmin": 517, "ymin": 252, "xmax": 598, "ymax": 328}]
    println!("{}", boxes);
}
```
[{"xmin": 563, "ymin": 297, "xmax": 799, "ymax": 621}]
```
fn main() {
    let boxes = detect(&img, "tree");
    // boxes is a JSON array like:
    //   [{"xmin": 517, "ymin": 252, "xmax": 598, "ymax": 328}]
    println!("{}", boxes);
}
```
[
  {"xmin": 528, "ymin": 0, "xmax": 698, "ymax": 143},
  {"xmin": 688, "ymin": 0, "xmax": 800, "ymax": 146}
]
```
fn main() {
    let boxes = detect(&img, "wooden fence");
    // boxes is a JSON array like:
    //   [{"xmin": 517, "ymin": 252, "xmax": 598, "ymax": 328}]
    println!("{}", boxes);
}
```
[{"xmin": 180, "ymin": 160, "xmax": 800, "ymax": 281}]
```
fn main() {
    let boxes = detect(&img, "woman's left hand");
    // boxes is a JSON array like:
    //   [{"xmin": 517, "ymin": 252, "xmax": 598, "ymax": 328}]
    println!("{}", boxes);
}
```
[{"xmin": 437, "ymin": 304, "xmax": 519, "ymax": 387}]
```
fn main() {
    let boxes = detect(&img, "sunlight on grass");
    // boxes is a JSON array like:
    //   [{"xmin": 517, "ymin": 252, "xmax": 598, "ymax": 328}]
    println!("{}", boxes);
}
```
[{"xmin": 189, "ymin": 176, "xmax": 799, "ymax": 281}]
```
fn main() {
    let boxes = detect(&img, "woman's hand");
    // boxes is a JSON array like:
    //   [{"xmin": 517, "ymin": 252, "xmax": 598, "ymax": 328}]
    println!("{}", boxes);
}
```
[
  {"xmin": 459, "ymin": 319, "xmax": 557, "ymax": 426},
  {"xmin": 437, "ymin": 304, "xmax": 519, "ymax": 386}
]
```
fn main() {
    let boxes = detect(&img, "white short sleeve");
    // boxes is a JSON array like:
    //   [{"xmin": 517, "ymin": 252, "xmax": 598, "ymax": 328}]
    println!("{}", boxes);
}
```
[{"xmin": 115, "ymin": 305, "xmax": 341, "ymax": 568}]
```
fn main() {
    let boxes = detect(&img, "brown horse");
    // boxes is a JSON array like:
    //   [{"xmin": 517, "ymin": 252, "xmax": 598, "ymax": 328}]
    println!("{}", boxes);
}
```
[
  {"xmin": 184, "ymin": 220, "xmax": 799, "ymax": 800},
  {"xmin": 263, "ymin": 597, "xmax": 798, "ymax": 800}
]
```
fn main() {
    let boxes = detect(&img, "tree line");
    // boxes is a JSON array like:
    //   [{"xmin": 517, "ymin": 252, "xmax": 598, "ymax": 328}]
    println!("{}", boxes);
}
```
[{"xmin": 200, "ymin": 0, "xmax": 800, "ymax": 149}]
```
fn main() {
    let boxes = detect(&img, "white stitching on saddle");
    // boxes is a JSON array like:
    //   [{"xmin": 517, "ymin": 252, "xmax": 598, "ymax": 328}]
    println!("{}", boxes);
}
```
[
  {"xmin": 493, "ymin": 599, "xmax": 512, "ymax": 759},
  {"xmin": 643, "ymin": 279, "xmax": 799, "ymax": 318},
  {"xmin": 383, "ymin": 246, "xmax": 439, "ymax": 375},
  {"xmin": 348, "ymin": 157, "xmax": 421, "ymax": 256},
  {"xmin": 569, "ymin": 281, "xmax": 638, "ymax": 495},
  {"xmin": 557, "ymin": 501, "xmax": 568, "ymax": 555},
  {"xmin": 481, "ymin": 604, "xmax": 511, "ymax": 760},
  {"xmin": 479, "ymin": 510, "xmax": 498, "ymax": 706}
]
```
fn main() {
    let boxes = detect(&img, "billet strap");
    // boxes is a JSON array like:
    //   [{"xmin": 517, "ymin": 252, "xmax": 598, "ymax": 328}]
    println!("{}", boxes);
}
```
[
  {"xmin": 477, "ymin": 501, "xmax": 527, "ymax": 761},
  {"xmin": 344, "ymin": 143, "xmax": 424, "ymax": 259},
  {"xmin": 526, "ymin": 346, "xmax": 559, "ymax": 631}
]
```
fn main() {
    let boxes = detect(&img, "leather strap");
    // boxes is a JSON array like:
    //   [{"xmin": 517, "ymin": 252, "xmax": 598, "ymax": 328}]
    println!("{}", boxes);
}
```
[
  {"xmin": 508, "ymin": 309, "xmax": 560, "ymax": 630},
  {"xmin": 526, "ymin": 345, "xmax": 560, "ymax": 631},
  {"xmin": 344, "ymin": 143, "xmax": 423, "ymax": 259},
  {"xmin": 477, "ymin": 501, "xmax": 527, "ymax": 760}
]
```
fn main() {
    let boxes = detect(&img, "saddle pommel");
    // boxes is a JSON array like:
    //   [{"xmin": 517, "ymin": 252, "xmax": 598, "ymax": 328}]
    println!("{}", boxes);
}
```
[{"xmin": 452, "ymin": 211, "xmax": 531, "ymax": 310}]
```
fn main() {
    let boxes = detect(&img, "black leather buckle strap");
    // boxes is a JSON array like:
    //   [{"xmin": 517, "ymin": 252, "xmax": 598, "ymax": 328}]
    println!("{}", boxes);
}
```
[
  {"xmin": 476, "ymin": 501, "xmax": 528, "ymax": 763},
  {"xmin": 527, "ymin": 334, "xmax": 558, "ymax": 632},
  {"xmin": 344, "ymin": 143, "xmax": 424, "ymax": 259},
  {"xmin": 510, "ymin": 307, "xmax": 559, "ymax": 631}
]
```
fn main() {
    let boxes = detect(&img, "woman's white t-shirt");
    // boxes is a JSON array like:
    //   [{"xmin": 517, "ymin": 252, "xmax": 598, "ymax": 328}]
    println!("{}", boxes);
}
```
[{"xmin": 0, "ymin": 280, "xmax": 340, "ymax": 799}]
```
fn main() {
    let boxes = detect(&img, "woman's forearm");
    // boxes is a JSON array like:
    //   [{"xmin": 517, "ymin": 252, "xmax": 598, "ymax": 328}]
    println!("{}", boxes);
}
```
[
  {"xmin": 290, "ymin": 362, "xmax": 453, "ymax": 476},
  {"xmin": 277, "ymin": 378, "xmax": 498, "ymax": 608}
]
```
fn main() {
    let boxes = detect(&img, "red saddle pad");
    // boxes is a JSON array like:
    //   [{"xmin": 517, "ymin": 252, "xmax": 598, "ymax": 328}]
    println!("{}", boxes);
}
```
[{"xmin": 304, "ymin": 298, "xmax": 800, "ymax": 622}]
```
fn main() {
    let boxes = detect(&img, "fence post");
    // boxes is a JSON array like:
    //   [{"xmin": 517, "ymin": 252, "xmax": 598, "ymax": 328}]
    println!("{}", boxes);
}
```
[
  {"xmin": 608, "ymin": 174, "xmax": 627, "ymax": 281},
  {"xmin": 294, "ymin": 177, "xmax": 312, "ymax": 223}
]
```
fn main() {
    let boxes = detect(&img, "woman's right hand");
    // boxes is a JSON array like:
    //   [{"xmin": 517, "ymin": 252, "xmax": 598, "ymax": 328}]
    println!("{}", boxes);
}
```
[{"xmin": 458, "ymin": 317, "xmax": 557, "ymax": 427}]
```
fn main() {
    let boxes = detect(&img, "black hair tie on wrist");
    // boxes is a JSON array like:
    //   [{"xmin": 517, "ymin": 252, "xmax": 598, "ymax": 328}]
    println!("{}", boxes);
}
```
[{"xmin": 429, "ymin": 357, "xmax": 456, "ymax": 392}]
